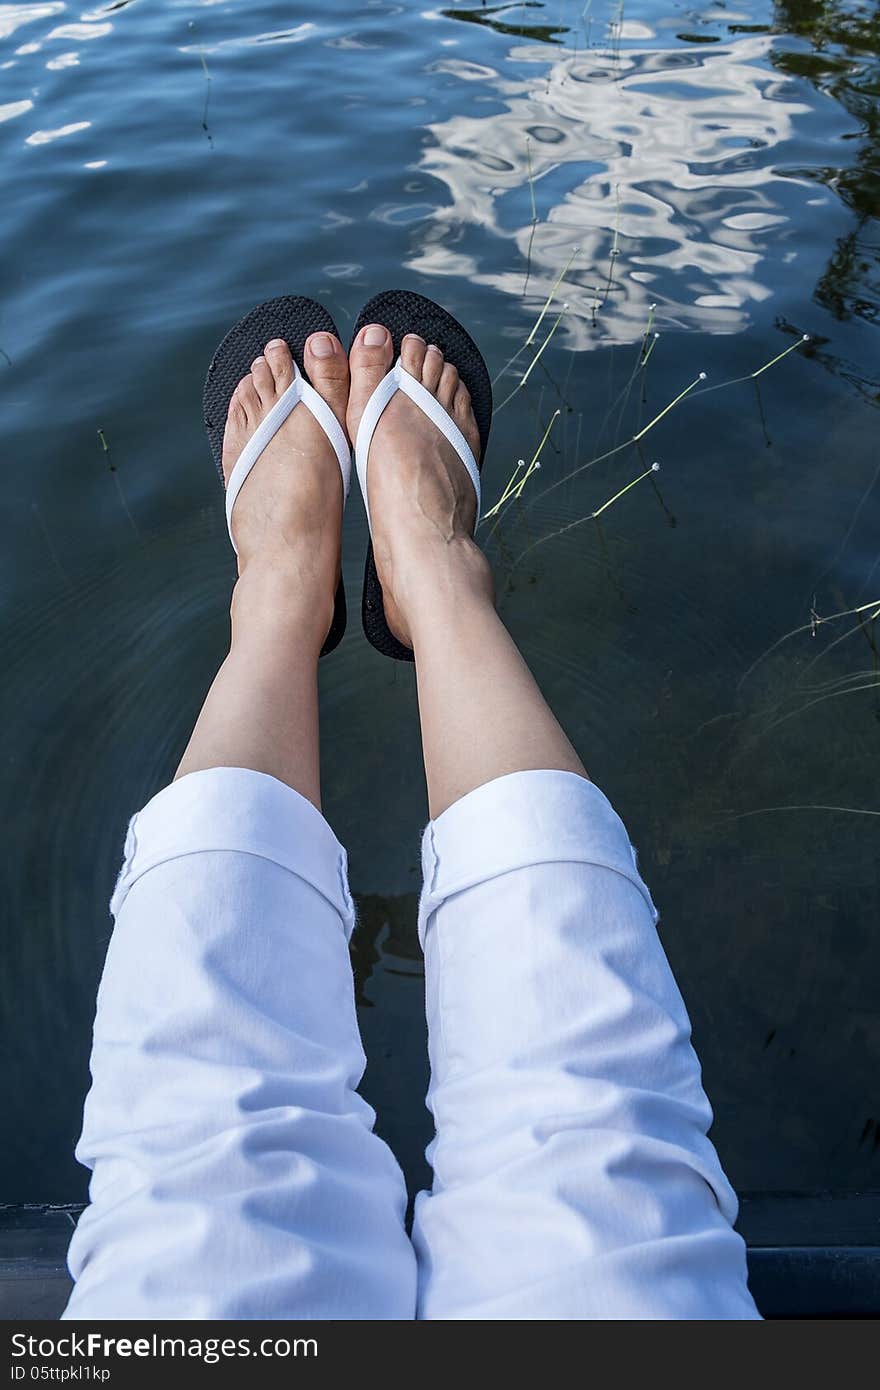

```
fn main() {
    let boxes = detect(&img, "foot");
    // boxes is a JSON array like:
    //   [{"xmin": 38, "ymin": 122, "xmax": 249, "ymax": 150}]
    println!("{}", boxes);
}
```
[
  {"xmin": 222, "ymin": 333, "xmax": 349, "ymax": 647},
  {"xmin": 346, "ymin": 327, "xmax": 492, "ymax": 649}
]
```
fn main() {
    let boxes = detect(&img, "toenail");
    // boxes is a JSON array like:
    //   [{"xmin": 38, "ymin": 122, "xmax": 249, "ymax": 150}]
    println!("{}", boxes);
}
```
[
  {"xmin": 403, "ymin": 333, "xmax": 425, "ymax": 346},
  {"xmin": 265, "ymin": 339, "xmax": 286, "ymax": 350},
  {"xmin": 363, "ymin": 326, "xmax": 388, "ymax": 347},
  {"xmin": 252, "ymin": 355, "xmax": 265, "ymax": 365},
  {"xmin": 309, "ymin": 333, "xmax": 335, "ymax": 358},
  {"xmin": 427, "ymin": 343, "xmax": 442, "ymax": 353}
]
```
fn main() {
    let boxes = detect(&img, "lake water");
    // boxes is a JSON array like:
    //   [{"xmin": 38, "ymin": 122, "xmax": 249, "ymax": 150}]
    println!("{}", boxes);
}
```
[{"xmin": 1, "ymin": 0, "xmax": 878, "ymax": 1211}]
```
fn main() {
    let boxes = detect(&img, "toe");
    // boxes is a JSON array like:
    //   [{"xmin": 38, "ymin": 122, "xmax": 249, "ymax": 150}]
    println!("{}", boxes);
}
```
[
  {"xmin": 400, "ymin": 333, "xmax": 427, "ymax": 380},
  {"xmin": 304, "ymin": 331, "xmax": 350, "ymax": 429},
  {"xmin": 421, "ymin": 344, "xmax": 444, "ymax": 394},
  {"xmin": 221, "ymin": 391, "xmax": 250, "ymax": 484},
  {"xmin": 226, "ymin": 392, "xmax": 247, "ymax": 432},
  {"xmin": 438, "ymin": 361, "xmax": 459, "ymax": 411},
  {"xmin": 250, "ymin": 354, "xmax": 275, "ymax": 404},
  {"xmin": 347, "ymin": 323, "xmax": 393, "ymax": 440},
  {"xmin": 454, "ymin": 381, "xmax": 481, "ymax": 456},
  {"xmin": 264, "ymin": 338, "xmax": 294, "ymax": 391},
  {"xmin": 453, "ymin": 381, "xmax": 471, "ymax": 421},
  {"xmin": 237, "ymin": 372, "xmax": 261, "ymax": 422}
]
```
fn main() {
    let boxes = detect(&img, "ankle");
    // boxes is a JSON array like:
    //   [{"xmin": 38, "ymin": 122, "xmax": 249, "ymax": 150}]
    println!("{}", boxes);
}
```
[
  {"xmin": 231, "ymin": 558, "xmax": 335, "ymax": 654},
  {"xmin": 391, "ymin": 535, "xmax": 494, "ymax": 638}
]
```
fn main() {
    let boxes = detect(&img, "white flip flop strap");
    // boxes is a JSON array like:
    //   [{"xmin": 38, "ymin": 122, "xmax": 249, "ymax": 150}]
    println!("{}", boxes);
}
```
[
  {"xmin": 225, "ymin": 363, "xmax": 351, "ymax": 554},
  {"xmin": 354, "ymin": 358, "xmax": 481, "ymax": 533}
]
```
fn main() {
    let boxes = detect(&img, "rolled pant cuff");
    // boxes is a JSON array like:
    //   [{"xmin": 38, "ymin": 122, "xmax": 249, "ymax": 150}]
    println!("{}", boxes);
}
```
[
  {"xmin": 110, "ymin": 767, "xmax": 355, "ymax": 934},
  {"xmin": 419, "ymin": 769, "xmax": 656, "ymax": 944}
]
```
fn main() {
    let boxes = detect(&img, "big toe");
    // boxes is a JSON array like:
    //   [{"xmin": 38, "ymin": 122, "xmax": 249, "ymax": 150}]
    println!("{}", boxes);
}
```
[
  {"xmin": 347, "ymin": 324, "xmax": 394, "ymax": 442},
  {"xmin": 302, "ymin": 332, "xmax": 350, "ymax": 429}
]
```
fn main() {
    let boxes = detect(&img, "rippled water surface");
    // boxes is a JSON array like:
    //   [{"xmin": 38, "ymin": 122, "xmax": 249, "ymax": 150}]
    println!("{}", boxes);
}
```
[{"xmin": 2, "ymin": 0, "xmax": 878, "ymax": 1205}]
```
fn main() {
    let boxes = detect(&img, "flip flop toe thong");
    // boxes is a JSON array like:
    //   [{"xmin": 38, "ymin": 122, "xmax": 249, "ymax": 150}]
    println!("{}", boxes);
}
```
[
  {"xmin": 350, "ymin": 289, "xmax": 493, "ymax": 661},
  {"xmin": 203, "ymin": 295, "xmax": 350, "ymax": 657}
]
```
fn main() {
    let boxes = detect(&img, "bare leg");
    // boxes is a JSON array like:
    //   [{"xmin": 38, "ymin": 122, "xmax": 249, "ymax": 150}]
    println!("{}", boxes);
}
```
[
  {"xmin": 347, "ymin": 327, "xmax": 586, "ymax": 817},
  {"xmin": 65, "ymin": 328, "xmax": 420, "ymax": 1320},
  {"xmin": 346, "ymin": 326, "xmax": 757, "ymax": 1321},
  {"xmin": 176, "ymin": 332, "xmax": 350, "ymax": 808}
]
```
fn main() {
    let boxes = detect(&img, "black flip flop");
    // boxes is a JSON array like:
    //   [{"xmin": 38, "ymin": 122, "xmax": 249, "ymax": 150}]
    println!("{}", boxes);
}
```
[
  {"xmin": 204, "ymin": 295, "xmax": 349, "ymax": 657},
  {"xmin": 349, "ymin": 289, "xmax": 492, "ymax": 661}
]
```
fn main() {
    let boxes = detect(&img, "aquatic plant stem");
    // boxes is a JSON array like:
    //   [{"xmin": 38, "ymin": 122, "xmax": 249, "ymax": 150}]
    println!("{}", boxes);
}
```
[
  {"xmin": 482, "ymin": 410, "xmax": 562, "ymax": 520},
  {"xmin": 592, "ymin": 461, "xmax": 660, "ymax": 519},
  {"xmin": 495, "ymin": 305, "xmax": 569, "ymax": 413},
  {"xmin": 737, "ymin": 597, "xmax": 880, "ymax": 692},
  {"xmin": 493, "ymin": 245, "xmax": 581, "ymax": 389},
  {"xmin": 632, "ymin": 373, "xmax": 705, "ymax": 443},
  {"xmin": 525, "ymin": 246, "xmax": 580, "ymax": 347},
  {"xmin": 522, "ymin": 137, "xmax": 538, "ymax": 297}
]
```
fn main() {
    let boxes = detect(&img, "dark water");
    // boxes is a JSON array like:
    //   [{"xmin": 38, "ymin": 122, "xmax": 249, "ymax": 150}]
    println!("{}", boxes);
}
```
[{"xmin": 1, "ymin": 0, "xmax": 878, "ymax": 1210}]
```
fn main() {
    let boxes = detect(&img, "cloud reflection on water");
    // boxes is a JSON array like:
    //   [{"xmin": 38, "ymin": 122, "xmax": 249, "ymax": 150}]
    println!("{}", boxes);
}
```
[{"xmin": 411, "ymin": 31, "xmax": 813, "ymax": 345}]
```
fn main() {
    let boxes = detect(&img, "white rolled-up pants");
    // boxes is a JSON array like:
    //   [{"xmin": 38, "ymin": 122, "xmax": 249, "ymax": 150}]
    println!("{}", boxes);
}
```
[{"xmin": 63, "ymin": 767, "xmax": 758, "ymax": 1320}]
